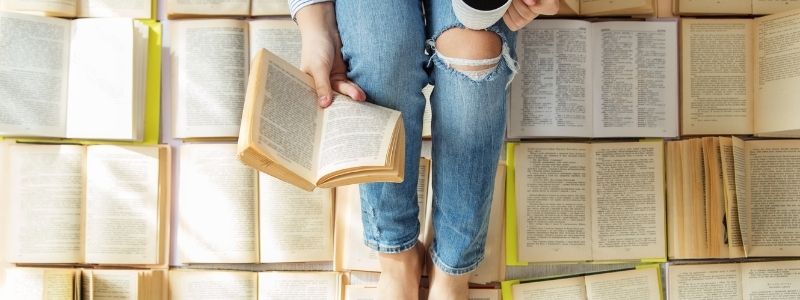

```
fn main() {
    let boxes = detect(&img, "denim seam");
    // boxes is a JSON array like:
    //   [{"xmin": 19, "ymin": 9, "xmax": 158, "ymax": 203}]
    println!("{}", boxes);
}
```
[
  {"xmin": 430, "ymin": 247, "xmax": 486, "ymax": 276},
  {"xmin": 363, "ymin": 235, "xmax": 419, "ymax": 254}
]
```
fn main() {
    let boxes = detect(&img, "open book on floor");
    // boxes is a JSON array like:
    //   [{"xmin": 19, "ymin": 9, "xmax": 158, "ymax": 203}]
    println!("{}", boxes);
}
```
[
  {"xmin": 509, "ymin": 20, "xmax": 678, "ymax": 138},
  {"xmin": 506, "ymin": 140, "xmax": 666, "ymax": 264},
  {"xmin": 170, "ymin": 18, "xmax": 301, "ymax": 140},
  {"xmin": 504, "ymin": 265, "xmax": 662, "ymax": 300},
  {"xmin": 667, "ymin": 137, "xmax": 800, "ymax": 259},
  {"xmin": 178, "ymin": 143, "xmax": 333, "ymax": 264},
  {"xmin": 0, "ymin": 0, "xmax": 152, "ymax": 18},
  {"xmin": 680, "ymin": 11, "xmax": 800, "ymax": 137},
  {"xmin": 0, "ymin": 12, "xmax": 156, "ymax": 142},
  {"xmin": 668, "ymin": 260, "xmax": 800, "ymax": 300},
  {"xmin": 1, "ymin": 143, "xmax": 170, "ymax": 267},
  {"xmin": 238, "ymin": 49, "xmax": 405, "ymax": 191},
  {"xmin": 0, "ymin": 267, "xmax": 167, "ymax": 300},
  {"xmin": 169, "ymin": 270, "xmax": 341, "ymax": 300}
]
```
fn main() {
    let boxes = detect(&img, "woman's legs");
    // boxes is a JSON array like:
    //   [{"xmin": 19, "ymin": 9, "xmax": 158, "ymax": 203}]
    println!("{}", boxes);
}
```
[
  {"xmin": 335, "ymin": 1, "xmax": 429, "ymax": 298},
  {"xmin": 425, "ymin": 0, "xmax": 518, "ymax": 298}
]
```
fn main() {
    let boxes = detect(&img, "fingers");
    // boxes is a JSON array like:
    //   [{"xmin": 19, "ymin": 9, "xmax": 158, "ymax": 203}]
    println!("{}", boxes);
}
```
[
  {"xmin": 504, "ymin": 0, "xmax": 539, "ymax": 31},
  {"xmin": 332, "ymin": 78, "xmax": 366, "ymax": 101},
  {"xmin": 307, "ymin": 65, "xmax": 334, "ymax": 107},
  {"xmin": 534, "ymin": 0, "xmax": 560, "ymax": 15}
]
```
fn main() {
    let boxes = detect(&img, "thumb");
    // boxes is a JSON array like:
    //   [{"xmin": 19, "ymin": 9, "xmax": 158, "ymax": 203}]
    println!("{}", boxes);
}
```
[{"xmin": 309, "ymin": 66, "xmax": 333, "ymax": 107}]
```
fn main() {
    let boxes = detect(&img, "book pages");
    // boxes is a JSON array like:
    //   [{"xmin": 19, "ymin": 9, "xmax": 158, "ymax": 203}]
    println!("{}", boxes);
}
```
[
  {"xmin": 7, "ymin": 144, "xmax": 84, "ymax": 264},
  {"xmin": 171, "ymin": 19, "xmax": 249, "ymax": 139},
  {"xmin": 178, "ymin": 143, "xmax": 258, "ymax": 263},
  {"xmin": 680, "ymin": 19, "xmax": 754, "ymax": 135},
  {"xmin": 0, "ymin": 12, "xmax": 70, "ymax": 138},
  {"xmin": 84, "ymin": 146, "xmax": 160, "ymax": 265}
]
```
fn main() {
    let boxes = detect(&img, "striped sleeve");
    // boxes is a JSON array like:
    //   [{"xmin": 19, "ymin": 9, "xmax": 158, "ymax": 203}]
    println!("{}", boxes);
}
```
[{"xmin": 289, "ymin": 0, "xmax": 334, "ymax": 19}]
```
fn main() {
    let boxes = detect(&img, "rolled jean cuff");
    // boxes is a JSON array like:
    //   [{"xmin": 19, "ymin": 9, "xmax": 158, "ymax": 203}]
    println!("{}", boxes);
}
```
[
  {"xmin": 430, "ymin": 247, "xmax": 485, "ymax": 276},
  {"xmin": 363, "ymin": 235, "xmax": 419, "ymax": 254}
]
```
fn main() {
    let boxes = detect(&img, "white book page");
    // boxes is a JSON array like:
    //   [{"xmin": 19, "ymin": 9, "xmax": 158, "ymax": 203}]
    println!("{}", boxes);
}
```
[
  {"xmin": 509, "ymin": 19, "xmax": 593, "ymax": 138},
  {"xmin": 251, "ymin": 0, "xmax": 289, "ymax": 15},
  {"xmin": 84, "ymin": 145, "xmax": 160, "ymax": 265},
  {"xmin": 0, "ymin": 12, "xmax": 70, "ymax": 138},
  {"xmin": 255, "ymin": 54, "xmax": 323, "ymax": 182},
  {"xmin": 512, "ymin": 277, "xmax": 588, "ymax": 300},
  {"xmin": 248, "ymin": 19, "xmax": 300, "ymax": 67},
  {"xmin": 66, "ymin": 18, "xmax": 136, "ymax": 140},
  {"xmin": 257, "ymin": 272, "xmax": 339, "ymax": 300},
  {"xmin": 1, "ymin": 0, "xmax": 76, "ymax": 16},
  {"xmin": 169, "ymin": 270, "xmax": 257, "ymax": 300},
  {"xmin": 171, "ymin": 19, "xmax": 249, "ymax": 139},
  {"xmin": 258, "ymin": 173, "xmax": 333, "ymax": 263},
  {"xmin": 2, "ymin": 268, "xmax": 75, "ymax": 300},
  {"xmin": 590, "ymin": 141, "xmax": 665, "ymax": 261},
  {"xmin": 668, "ymin": 263, "xmax": 742, "ymax": 300},
  {"xmin": 316, "ymin": 96, "xmax": 401, "ymax": 179},
  {"xmin": 741, "ymin": 260, "xmax": 800, "ymax": 298},
  {"xmin": 592, "ymin": 21, "xmax": 678, "ymax": 138},
  {"xmin": 744, "ymin": 140, "xmax": 800, "ymax": 256},
  {"xmin": 7, "ymin": 144, "xmax": 84, "ymax": 264},
  {"xmin": 514, "ymin": 143, "xmax": 593, "ymax": 262},
  {"xmin": 77, "ymin": 0, "xmax": 151, "ymax": 18},
  {"xmin": 178, "ymin": 143, "xmax": 258, "ymax": 263},
  {"xmin": 585, "ymin": 268, "xmax": 660, "ymax": 300},
  {"xmin": 167, "ymin": 0, "xmax": 249, "ymax": 16},
  {"xmin": 753, "ymin": 10, "xmax": 800, "ymax": 136}
]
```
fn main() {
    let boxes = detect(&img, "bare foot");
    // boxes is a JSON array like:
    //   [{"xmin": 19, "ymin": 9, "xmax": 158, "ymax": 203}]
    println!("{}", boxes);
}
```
[
  {"xmin": 377, "ymin": 242, "xmax": 425, "ymax": 300},
  {"xmin": 427, "ymin": 255, "xmax": 471, "ymax": 300}
]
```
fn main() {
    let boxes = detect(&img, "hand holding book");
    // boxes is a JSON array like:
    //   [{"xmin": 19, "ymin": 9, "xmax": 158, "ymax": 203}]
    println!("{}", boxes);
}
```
[{"xmin": 238, "ymin": 49, "xmax": 405, "ymax": 191}]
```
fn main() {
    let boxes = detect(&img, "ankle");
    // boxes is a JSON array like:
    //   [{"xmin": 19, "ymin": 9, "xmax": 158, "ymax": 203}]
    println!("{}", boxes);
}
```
[
  {"xmin": 377, "ymin": 243, "xmax": 426, "ymax": 300},
  {"xmin": 427, "ymin": 264, "xmax": 471, "ymax": 300}
]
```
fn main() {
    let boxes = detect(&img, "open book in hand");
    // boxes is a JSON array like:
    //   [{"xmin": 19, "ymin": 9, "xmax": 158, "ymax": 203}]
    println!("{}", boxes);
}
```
[{"xmin": 238, "ymin": 49, "xmax": 405, "ymax": 191}]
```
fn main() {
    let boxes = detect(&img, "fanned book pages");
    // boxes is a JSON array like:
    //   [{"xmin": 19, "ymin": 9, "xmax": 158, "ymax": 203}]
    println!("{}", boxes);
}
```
[
  {"xmin": 668, "ymin": 260, "xmax": 800, "ymax": 300},
  {"xmin": 0, "ymin": 268, "xmax": 167, "ymax": 300},
  {"xmin": 675, "ymin": 0, "xmax": 800, "ymax": 15},
  {"xmin": 166, "ymin": 0, "xmax": 288, "ymax": 18},
  {"xmin": 177, "ymin": 143, "xmax": 333, "ymax": 264},
  {"xmin": 508, "ymin": 267, "xmax": 662, "ymax": 300},
  {"xmin": 238, "ymin": 49, "xmax": 405, "ymax": 191},
  {"xmin": 0, "ymin": 13, "xmax": 150, "ymax": 141},
  {"xmin": 169, "ymin": 270, "xmax": 342, "ymax": 300},
  {"xmin": 508, "ymin": 141, "xmax": 666, "ymax": 263},
  {"xmin": 680, "ymin": 11, "xmax": 800, "ymax": 137},
  {"xmin": 0, "ymin": 0, "xmax": 152, "ymax": 18},
  {"xmin": 1, "ymin": 144, "xmax": 170, "ymax": 267},
  {"xmin": 170, "ymin": 18, "xmax": 301, "ymax": 139},
  {"xmin": 80, "ymin": 269, "xmax": 167, "ymax": 300},
  {"xmin": 667, "ymin": 137, "xmax": 800, "ymax": 259},
  {"xmin": 509, "ymin": 20, "xmax": 678, "ymax": 138},
  {"xmin": 555, "ymin": 0, "xmax": 656, "ymax": 16}
]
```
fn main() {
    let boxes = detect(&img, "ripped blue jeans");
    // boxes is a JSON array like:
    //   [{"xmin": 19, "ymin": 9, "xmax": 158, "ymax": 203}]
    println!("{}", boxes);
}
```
[{"xmin": 336, "ymin": 0, "xmax": 517, "ymax": 275}]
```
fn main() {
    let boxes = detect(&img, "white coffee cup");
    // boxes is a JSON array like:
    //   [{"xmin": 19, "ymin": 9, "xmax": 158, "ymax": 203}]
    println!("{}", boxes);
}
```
[{"xmin": 452, "ymin": 0, "xmax": 513, "ymax": 30}]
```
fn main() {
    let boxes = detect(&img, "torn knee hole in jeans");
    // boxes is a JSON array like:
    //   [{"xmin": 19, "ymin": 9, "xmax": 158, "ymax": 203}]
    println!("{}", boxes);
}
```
[{"xmin": 427, "ymin": 39, "xmax": 518, "ymax": 83}]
